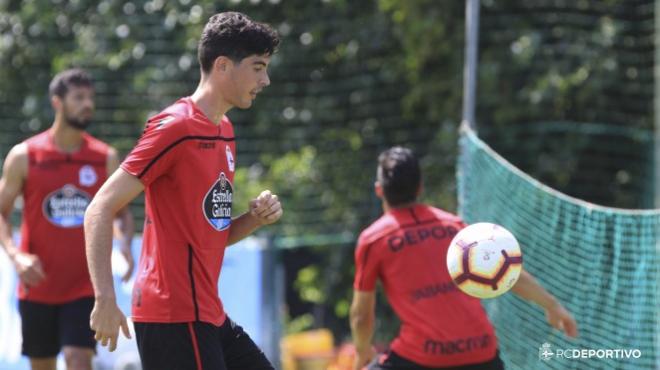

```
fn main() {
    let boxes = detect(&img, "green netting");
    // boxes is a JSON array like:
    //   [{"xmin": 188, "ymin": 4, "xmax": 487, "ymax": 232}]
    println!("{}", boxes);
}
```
[{"xmin": 458, "ymin": 124, "xmax": 659, "ymax": 370}]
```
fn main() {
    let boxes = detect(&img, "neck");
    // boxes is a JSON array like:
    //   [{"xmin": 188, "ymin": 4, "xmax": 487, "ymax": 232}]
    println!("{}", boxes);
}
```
[
  {"xmin": 382, "ymin": 201, "xmax": 417, "ymax": 213},
  {"xmin": 190, "ymin": 76, "xmax": 232, "ymax": 125},
  {"xmin": 51, "ymin": 118, "xmax": 84, "ymax": 152}
]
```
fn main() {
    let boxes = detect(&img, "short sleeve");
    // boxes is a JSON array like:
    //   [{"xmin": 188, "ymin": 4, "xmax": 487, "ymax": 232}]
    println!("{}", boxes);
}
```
[
  {"xmin": 121, "ymin": 115, "xmax": 185, "ymax": 186},
  {"xmin": 353, "ymin": 235, "xmax": 380, "ymax": 291}
]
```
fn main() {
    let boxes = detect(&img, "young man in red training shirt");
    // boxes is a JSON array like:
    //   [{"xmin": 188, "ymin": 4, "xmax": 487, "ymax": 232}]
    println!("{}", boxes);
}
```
[
  {"xmin": 350, "ymin": 147, "xmax": 578, "ymax": 370},
  {"xmin": 0, "ymin": 69, "xmax": 134, "ymax": 370},
  {"xmin": 84, "ymin": 12, "xmax": 283, "ymax": 370}
]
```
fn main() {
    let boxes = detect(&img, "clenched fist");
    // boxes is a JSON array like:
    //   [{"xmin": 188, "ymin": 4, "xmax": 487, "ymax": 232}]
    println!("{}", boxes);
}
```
[{"xmin": 249, "ymin": 190, "xmax": 282, "ymax": 225}]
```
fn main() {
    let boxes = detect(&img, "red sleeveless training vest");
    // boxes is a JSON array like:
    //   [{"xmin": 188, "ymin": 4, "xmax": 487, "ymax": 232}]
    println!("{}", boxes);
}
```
[{"xmin": 19, "ymin": 129, "xmax": 109, "ymax": 303}]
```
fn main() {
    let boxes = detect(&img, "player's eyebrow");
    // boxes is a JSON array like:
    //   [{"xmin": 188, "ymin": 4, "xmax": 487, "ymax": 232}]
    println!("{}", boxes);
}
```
[{"xmin": 253, "ymin": 61, "xmax": 268, "ymax": 67}]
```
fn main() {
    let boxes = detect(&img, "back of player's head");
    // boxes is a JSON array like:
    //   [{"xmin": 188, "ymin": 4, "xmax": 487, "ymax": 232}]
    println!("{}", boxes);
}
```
[
  {"xmin": 198, "ymin": 11, "xmax": 280, "ymax": 73},
  {"xmin": 377, "ymin": 146, "xmax": 421, "ymax": 206},
  {"xmin": 48, "ymin": 68, "xmax": 93, "ymax": 98}
]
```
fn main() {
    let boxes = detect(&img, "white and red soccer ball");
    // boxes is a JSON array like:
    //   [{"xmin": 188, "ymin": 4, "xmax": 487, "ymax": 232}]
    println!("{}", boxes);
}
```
[{"xmin": 447, "ymin": 222, "xmax": 523, "ymax": 299}]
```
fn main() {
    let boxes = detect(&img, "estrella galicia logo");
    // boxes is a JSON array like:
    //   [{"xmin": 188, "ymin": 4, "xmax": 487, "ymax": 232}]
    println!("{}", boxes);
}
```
[
  {"xmin": 203, "ymin": 172, "xmax": 233, "ymax": 231},
  {"xmin": 42, "ymin": 184, "xmax": 91, "ymax": 228}
]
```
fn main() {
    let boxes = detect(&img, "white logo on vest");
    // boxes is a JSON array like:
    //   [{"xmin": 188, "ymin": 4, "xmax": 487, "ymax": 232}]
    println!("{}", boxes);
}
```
[
  {"xmin": 79, "ymin": 165, "xmax": 97, "ymax": 187},
  {"xmin": 226, "ymin": 145, "xmax": 235, "ymax": 172}
]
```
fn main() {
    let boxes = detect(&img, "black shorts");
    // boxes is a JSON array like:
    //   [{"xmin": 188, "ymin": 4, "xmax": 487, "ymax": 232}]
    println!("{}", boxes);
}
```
[
  {"xmin": 367, "ymin": 350, "xmax": 505, "ymax": 370},
  {"xmin": 18, "ymin": 297, "xmax": 96, "ymax": 358},
  {"xmin": 134, "ymin": 317, "xmax": 274, "ymax": 370}
]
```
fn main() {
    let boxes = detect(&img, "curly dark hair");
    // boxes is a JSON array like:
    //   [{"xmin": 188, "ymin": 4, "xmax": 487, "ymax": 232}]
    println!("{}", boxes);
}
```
[
  {"xmin": 377, "ymin": 147, "xmax": 422, "ymax": 206},
  {"xmin": 198, "ymin": 12, "xmax": 280, "ymax": 73},
  {"xmin": 48, "ymin": 68, "xmax": 93, "ymax": 98}
]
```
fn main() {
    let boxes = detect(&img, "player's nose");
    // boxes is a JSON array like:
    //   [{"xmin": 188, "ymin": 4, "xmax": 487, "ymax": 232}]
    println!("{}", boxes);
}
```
[{"xmin": 261, "ymin": 72, "xmax": 270, "ymax": 87}]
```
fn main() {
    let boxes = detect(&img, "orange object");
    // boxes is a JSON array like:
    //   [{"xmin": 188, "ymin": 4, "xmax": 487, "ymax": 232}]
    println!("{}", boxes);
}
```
[{"xmin": 281, "ymin": 329, "xmax": 335, "ymax": 370}]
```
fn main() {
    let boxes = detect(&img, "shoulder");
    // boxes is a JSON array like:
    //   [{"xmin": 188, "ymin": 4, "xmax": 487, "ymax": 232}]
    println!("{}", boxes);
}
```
[
  {"xmin": 144, "ymin": 106, "xmax": 192, "ymax": 136},
  {"xmin": 144, "ymin": 97, "xmax": 199, "ymax": 134},
  {"xmin": 426, "ymin": 205, "xmax": 464, "ymax": 224},
  {"xmin": 8, "ymin": 142, "xmax": 28, "ymax": 158},
  {"xmin": 357, "ymin": 213, "xmax": 399, "ymax": 247},
  {"xmin": 83, "ymin": 133, "xmax": 111, "ymax": 154},
  {"xmin": 136, "ymin": 113, "xmax": 191, "ymax": 149},
  {"xmin": 23, "ymin": 130, "xmax": 50, "ymax": 149},
  {"xmin": 2, "ymin": 142, "xmax": 28, "ymax": 178}
]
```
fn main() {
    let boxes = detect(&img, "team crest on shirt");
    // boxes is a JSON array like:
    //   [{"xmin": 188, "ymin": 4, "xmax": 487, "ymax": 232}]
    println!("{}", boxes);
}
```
[
  {"xmin": 225, "ymin": 145, "xmax": 235, "ymax": 172},
  {"xmin": 42, "ymin": 184, "xmax": 91, "ymax": 228},
  {"xmin": 202, "ymin": 172, "xmax": 233, "ymax": 231},
  {"xmin": 79, "ymin": 165, "xmax": 97, "ymax": 187}
]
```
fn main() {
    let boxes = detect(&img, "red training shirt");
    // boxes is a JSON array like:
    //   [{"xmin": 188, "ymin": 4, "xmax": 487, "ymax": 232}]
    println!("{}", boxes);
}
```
[
  {"xmin": 354, "ymin": 204, "xmax": 498, "ymax": 367},
  {"xmin": 20, "ymin": 130, "xmax": 109, "ymax": 303},
  {"xmin": 122, "ymin": 97, "xmax": 236, "ymax": 326}
]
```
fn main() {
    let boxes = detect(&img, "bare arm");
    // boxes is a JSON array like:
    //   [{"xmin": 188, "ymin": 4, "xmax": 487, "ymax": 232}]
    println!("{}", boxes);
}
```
[
  {"xmin": 227, "ymin": 190, "xmax": 283, "ymax": 246},
  {"xmin": 85, "ymin": 168, "xmax": 144, "ymax": 351},
  {"xmin": 512, "ymin": 269, "xmax": 578, "ymax": 337},
  {"xmin": 350, "ymin": 290, "xmax": 377, "ymax": 370},
  {"xmin": 227, "ymin": 212, "xmax": 261, "ymax": 246},
  {"xmin": 114, "ymin": 207, "xmax": 134, "ymax": 282},
  {"xmin": 0, "ymin": 144, "xmax": 46, "ymax": 287},
  {"xmin": 0, "ymin": 144, "xmax": 26, "ymax": 258},
  {"xmin": 106, "ymin": 149, "xmax": 135, "ymax": 282}
]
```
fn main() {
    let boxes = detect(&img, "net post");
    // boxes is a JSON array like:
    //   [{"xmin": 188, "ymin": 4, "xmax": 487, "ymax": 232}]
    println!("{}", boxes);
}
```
[
  {"xmin": 655, "ymin": 0, "xmax": 660, "ymax": 208},
  {"xmin": 654, "ymin": 3, "xmax": 660, "ymax": 365},
  {"xmin": 462, "ymin": 0, "xmax": 481, "ymax": 133}
]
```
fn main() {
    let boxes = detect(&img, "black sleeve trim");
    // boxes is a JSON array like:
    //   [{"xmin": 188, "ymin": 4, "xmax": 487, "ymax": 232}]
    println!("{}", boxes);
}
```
[{"xmin": 137, "ymin": 135, "xmax": 235, "ymax": 179}]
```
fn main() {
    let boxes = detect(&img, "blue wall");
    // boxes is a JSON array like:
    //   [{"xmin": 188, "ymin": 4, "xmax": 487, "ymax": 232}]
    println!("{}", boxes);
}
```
[{"xmin": 0, "ymin": 236, "xmax": 270, "ymax": 370}]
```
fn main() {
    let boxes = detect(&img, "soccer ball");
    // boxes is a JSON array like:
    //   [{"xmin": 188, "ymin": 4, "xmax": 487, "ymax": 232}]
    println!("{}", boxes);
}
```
[{"xmin": 446, "ymin": 222, "xmax": 523, "ymax": 299}]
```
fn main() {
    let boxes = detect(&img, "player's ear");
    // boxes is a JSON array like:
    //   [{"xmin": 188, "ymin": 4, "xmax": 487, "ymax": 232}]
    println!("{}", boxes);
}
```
[
  {"xmin": 374, "ymin": 181, "xmax": 384, "ymax": 199},
  {"xmin": 51, "ymin": 95, "xmax": 62, "ymax": 112},
  {"xmin": 213, "ymin": 56, "xmax": 232, "ymax": 74}
]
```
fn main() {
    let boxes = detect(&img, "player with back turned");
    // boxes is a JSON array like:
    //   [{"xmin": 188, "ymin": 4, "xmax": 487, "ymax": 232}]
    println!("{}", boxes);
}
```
[{"xmin": 350, "ymin": 146, "xmax": 578, "ymax": 370}]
